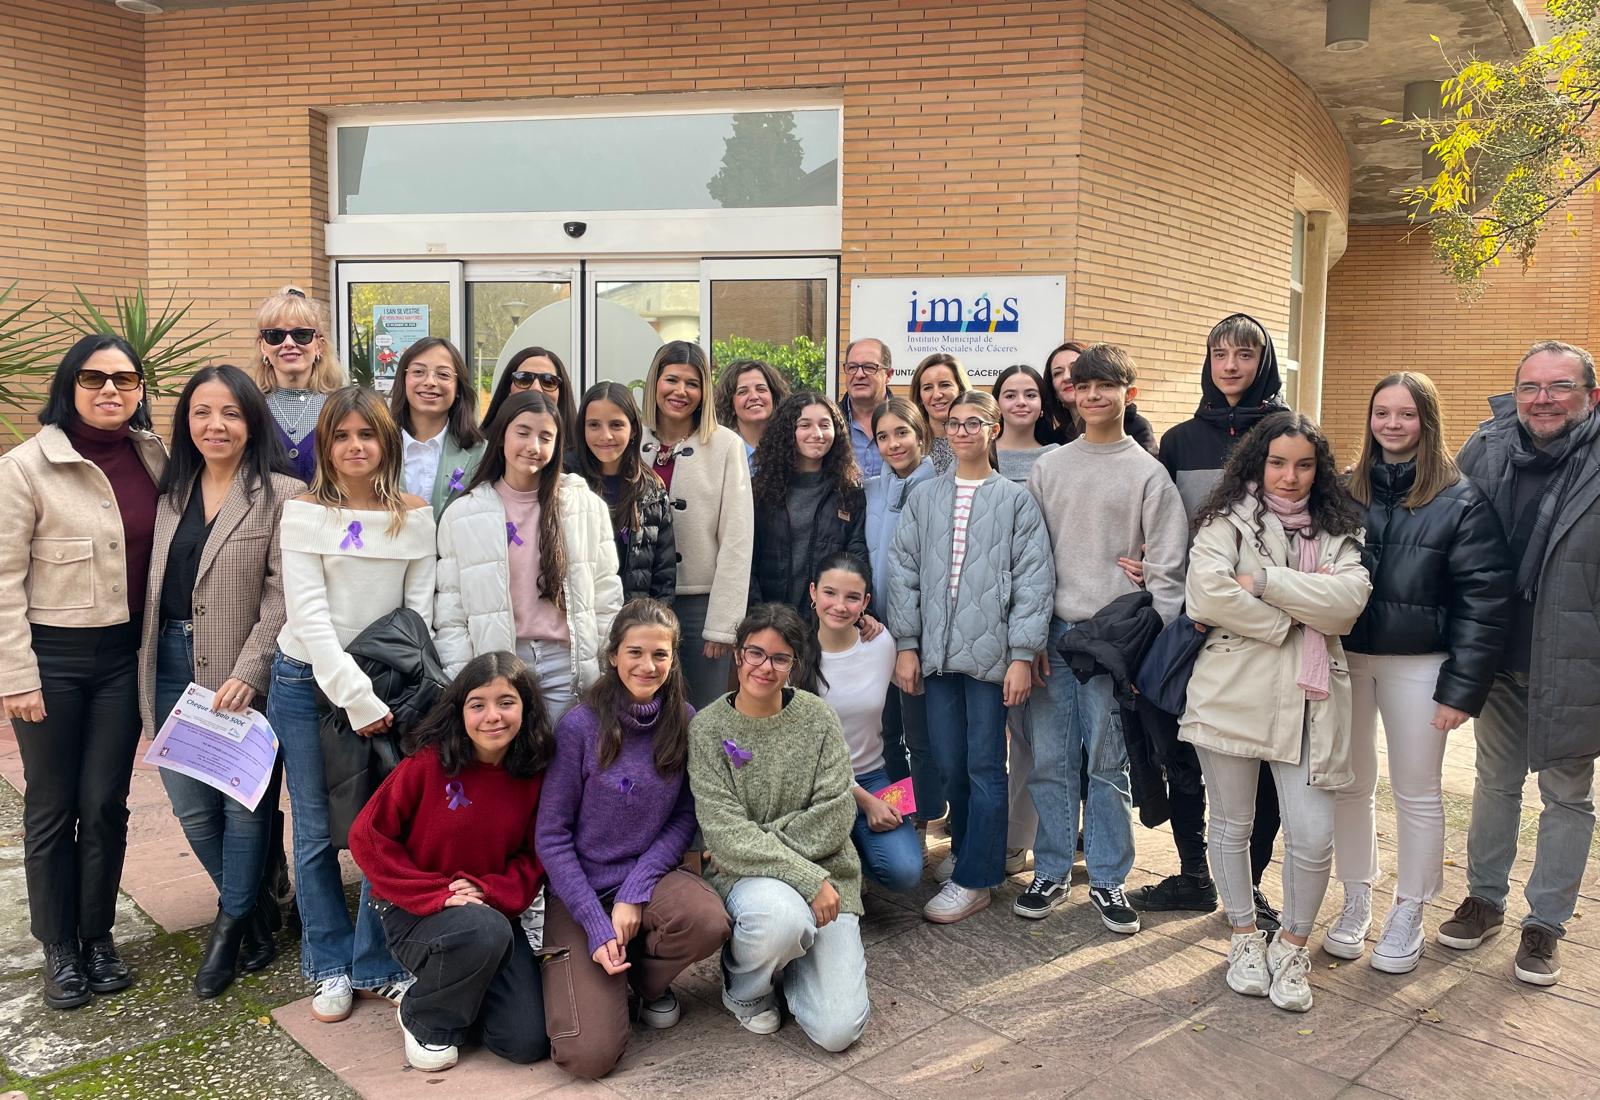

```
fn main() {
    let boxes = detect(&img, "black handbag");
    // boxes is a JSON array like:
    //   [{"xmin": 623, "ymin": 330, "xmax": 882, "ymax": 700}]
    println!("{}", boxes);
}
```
[{"xmin": 1134, "ymin": 610, "xmax": 1208, "ymax": 719}]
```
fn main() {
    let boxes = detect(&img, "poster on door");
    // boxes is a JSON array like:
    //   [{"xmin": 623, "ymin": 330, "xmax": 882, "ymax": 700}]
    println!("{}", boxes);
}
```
[
  {"xmin": 371, "ymin": 304, "xmax": 430, "ymax": 393},
  {"xmin": 849, "ymin": 276, "xmax": 1066, "ymax": 386}
]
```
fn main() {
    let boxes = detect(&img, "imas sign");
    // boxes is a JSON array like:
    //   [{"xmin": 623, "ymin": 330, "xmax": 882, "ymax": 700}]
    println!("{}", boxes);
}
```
[{"xmin": 850, "ymin": 276, "xmax": 1066, "ymax": 385}]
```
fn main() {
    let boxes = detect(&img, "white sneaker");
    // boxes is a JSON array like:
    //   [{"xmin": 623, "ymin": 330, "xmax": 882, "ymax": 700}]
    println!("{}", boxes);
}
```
[
  {"xmin": 1226, "ymin": 930, "xmax": 1271, "ymax": 997},
  {"xmin": 933, "ymin": 853, "xmax": 956, "ymax": 883},
  {"xmin": 1004, "ymin": 847, "xmax": 1033, "ymax": 875},
  {"xmin": 1268, "ymin": 942, "xmax": 1314, "ymax": 1012},
  {"xmin": 398, "ymin": 1005, "xmax": 458, "ymax": 1071},
  {"xmin": 923, "ymin": 881, "xmax": 991, "ymax": 924},
  {"xmin": 369, "ymin": 976, "xmax": 415, "ymax": 1004},
  {"xmin": 735, "ymin": 1007, "xmax": 781, "ymax": 1035},
  {"xmin": 310, "ymin": 974, "xmax": 353, "ymax": 1023},
  {"xmin": 639, "ymin": 989, "xmax": 681, "ymax": 1029},
  {"xmin": 1371, "ymin": 898, "xmax": 1425, "ymax": 975},
  {"xmin": 1322, "ymin": 883, "xmax": 1372, "ymax": 960}
]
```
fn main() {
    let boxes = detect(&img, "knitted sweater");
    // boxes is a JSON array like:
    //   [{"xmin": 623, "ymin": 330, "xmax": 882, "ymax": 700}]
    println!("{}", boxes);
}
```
[
  {"xmin": 535, "ymin": 698, "xmax": 700, "ymax": 954},
  {"xmin": 687, "ymin": 689, "xmax": 862, "ymax": 914}
]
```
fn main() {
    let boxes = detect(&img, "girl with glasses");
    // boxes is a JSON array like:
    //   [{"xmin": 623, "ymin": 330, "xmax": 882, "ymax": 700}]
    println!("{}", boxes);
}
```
[
  {"xmin": 886, "ymin": 390, "xmax": 1053, "ymax": 925},
  {"xmin": 687, "ymin": 603, "xmax": 869, "ymax": 1052},
  {"xmin": 0, "ymin": 335, "xmax": 164, "ymax": 1010},
  {"xmin": 483, "ymin": 347, "xmax": 577, "ymax": 451},
  {"xmin": 253, "ymin": 286, "xmax": 346, "ymax": 484},
  {"xmin": 386, "ymin": 338, "xmax": 486, "ymax": 518}
]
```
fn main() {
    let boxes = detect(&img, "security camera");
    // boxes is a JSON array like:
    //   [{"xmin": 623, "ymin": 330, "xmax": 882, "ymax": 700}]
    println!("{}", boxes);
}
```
[{"xmin": 563, "ymin": 221, "xmax": 587, "ymax": 239}]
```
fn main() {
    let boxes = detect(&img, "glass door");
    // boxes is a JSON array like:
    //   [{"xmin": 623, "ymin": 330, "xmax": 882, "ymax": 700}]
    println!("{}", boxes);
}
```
[
  {"xmin": 701, "ymin": 257, "xmax": 838, "ymax": 398},
  {"xmin": 584, "ymin": 261, "xmax": 702, "ymax": 398},
  {"xmin": 335, "ymin": 262, "xmax": 463, "ymax": 393},
  {"xmin": 464, "ymin": 263, "xmax": 579, "ymax": 403}
]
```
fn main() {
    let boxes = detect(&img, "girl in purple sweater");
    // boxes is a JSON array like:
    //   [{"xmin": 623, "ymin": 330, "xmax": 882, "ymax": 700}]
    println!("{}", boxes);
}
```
[{"xmin": 534, "ymin": 598, "xmax": 732, "ymax": 1078}]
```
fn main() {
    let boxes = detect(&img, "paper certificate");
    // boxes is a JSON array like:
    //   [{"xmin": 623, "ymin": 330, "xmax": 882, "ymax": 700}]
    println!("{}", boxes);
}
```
[{"xmin": 144, "ymin": 682, "xmax": 279, "ymax": 812}]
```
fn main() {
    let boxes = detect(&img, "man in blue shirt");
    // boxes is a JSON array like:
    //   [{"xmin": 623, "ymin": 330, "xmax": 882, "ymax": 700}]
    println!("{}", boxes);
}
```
[{"xmin": 839, "ymin": 337, "xmax": 891, "ymax": 477}]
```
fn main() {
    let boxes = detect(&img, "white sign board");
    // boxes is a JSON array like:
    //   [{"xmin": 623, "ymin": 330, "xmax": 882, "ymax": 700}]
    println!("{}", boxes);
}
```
[{"xmin": 849, "ymin": 276, "xmax": 1066, "ymax": 386}]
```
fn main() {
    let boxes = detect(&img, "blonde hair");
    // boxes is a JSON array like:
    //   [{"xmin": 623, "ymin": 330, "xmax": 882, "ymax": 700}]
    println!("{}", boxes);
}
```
[
  {"xmin": 254, "ymin": 285, "xmax": 346, "ymax": 394},
  {"xmin": 1347, "ymin": 372, "xmax": 1460, "ymax": 510},
  {"xmin": 308, "ymin": 386, "xmax": 411, "ymax": 536},
  {"xmin": 641, "ymin": 341, "xmax": 717, "ymax": 445}
]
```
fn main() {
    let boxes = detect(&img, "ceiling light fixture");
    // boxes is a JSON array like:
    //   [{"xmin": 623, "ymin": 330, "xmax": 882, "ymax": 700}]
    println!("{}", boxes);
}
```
[
  {"xmin": 115, "ymin": 0, "xmax": 164, "ymax": 14},
  {"xmin": 1325, "ymin": 0, "xmax": 1370, "ymax": 52}
]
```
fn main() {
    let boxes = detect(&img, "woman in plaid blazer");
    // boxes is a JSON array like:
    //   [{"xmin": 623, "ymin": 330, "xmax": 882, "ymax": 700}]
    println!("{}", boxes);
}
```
[{"xmin": 138, "ymin": 365, "xmax": 303, "ymax": 1000}]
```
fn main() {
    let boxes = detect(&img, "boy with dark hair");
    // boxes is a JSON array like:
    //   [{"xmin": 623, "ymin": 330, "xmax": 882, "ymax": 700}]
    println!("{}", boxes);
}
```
[
  {"xmin": 1145, "ymin": 313, "xmax": 1287, "ymax": 928},
  {"xmin": 1021, "ymin": 344, "xmax": 1188, "ymax": 930}
]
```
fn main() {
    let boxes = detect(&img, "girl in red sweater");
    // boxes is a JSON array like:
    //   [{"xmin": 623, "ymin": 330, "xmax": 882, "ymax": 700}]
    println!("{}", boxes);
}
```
[{"xmin": 349, "ymin": 651, "xmax": 554, "ymax": 1072}]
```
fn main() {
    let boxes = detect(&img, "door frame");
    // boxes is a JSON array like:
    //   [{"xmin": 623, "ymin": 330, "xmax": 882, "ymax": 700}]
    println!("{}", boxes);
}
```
[{"xmin": 333, "ymin": 261, "xmax": 465, "ymax": 383}]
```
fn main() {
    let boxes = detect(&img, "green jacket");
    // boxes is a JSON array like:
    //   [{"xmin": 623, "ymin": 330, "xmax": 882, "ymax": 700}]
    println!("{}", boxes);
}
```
[{"xmin": 430, "ymin": 436, "xmax": 487, "ymax": 520}]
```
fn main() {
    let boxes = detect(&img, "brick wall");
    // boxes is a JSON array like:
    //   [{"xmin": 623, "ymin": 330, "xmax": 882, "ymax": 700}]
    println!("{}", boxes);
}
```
[{"xmin": 1323, "ymin": 197, "xmax": 1599, "ymax": 459}]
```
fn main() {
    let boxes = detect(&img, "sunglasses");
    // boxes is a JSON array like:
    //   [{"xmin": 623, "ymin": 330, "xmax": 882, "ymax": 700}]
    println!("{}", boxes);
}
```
[
  {"xmin": 512, "ymin": 370, "xmax": 561, "ymax": 391},
  {"xmin": 259, "ymin": 327, "xmax": 319, "ymax": 347},
  {"xmin": 76, "ymin": 369, "xmax": 144, "ymax": 392}
]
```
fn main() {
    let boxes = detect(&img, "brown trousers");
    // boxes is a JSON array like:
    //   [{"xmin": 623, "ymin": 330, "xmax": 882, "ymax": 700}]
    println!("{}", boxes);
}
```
[{"xmin": 540, "ymin": 869, "xmax": 731, "ymax": 1079}]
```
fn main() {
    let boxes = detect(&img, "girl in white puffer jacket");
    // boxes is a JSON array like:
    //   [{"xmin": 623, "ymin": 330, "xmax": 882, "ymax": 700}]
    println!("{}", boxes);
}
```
[{"xmin": 434, "ymin": 391, "xmax": 623, "ymax": 722}]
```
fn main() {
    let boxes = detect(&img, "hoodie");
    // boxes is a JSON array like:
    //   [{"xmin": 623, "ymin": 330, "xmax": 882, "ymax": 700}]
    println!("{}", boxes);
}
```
[{"xmin": 1157, "ymin": 313, "xmax": 1287, "ymax": 520}]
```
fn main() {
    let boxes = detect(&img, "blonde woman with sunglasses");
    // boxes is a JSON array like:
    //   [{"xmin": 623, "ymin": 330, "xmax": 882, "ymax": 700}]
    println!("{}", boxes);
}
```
[{"xmin": 253, "ymin": 286, "xmax": 346, "ymax": 484}]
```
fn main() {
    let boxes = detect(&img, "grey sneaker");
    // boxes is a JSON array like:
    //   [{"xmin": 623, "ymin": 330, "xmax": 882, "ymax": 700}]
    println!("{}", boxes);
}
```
[
  {"xmin": 1513, "ymin": 926, "xmax": 1561, "ymax": 987},
  {"xmin": 1437, "ymin": 895, "xmax": 1504, "ymax": 951}
]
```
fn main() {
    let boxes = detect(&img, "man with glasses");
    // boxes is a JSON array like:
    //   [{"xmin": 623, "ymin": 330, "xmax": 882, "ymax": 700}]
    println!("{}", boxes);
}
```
[
  {"xmin": 840, "ymin": 339, "xmax": 892, "ymax": 477},
  {"xmin": 1439, "ymin": 340, "xmax": 1600, "ymax": 989}
]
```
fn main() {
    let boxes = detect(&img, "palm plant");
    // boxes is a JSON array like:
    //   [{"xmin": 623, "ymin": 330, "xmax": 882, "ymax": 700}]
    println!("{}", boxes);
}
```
[
  {"xmin": 0, "ymin": 282, "xmax": 61, "ymax": 441},
  {"xmin": 64, "ymin": 285, "xmax": 228, "ymax": 399}
]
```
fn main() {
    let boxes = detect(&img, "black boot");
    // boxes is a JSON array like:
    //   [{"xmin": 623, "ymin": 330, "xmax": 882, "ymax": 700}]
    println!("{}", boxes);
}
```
[
  {"xmin": 81, "ymin": 936, "xmax": 133, "ymax": 994},
  {"xmin": 239, "ymin": 896, "xmax": 278, "ymax": 973},
  {"xmin": 195, "ymin": 909, "xmax": 248, "ymax": 1000},
  {"xmin": 42, "ymin": 942, "xmax": 92, "ymax": 1010}
]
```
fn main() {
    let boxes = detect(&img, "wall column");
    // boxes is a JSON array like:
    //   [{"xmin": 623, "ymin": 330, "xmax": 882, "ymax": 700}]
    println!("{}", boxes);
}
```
[{"xmin": 1299, "ymin": 210, "xmax": 1332, "ymax": 419}]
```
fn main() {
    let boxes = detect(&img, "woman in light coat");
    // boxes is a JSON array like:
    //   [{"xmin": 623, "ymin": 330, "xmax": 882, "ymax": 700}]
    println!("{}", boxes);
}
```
[
  {"xmin": 435, "ymin": 390, "xmax": 622, "ymax": 722},
  {"xmin": 1181, "ymin": 411, "xmax": 1371, "ymax": 1015}
]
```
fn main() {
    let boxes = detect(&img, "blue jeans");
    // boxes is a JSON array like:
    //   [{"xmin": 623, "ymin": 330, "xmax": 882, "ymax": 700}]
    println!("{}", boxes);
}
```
[
  {"xmin": 849, "ymin": 767, "xmax": 925, "ymax": 893},
  {"xmin": 923, "ymin": 672, "xmax": 1007, "ymax": 890},
  {"xmin": 1029, "ymin": 618, "xmax": 1135, "ymax": 887},
  {"xmin": 268, "ymin": 650, "xmax": 405, "ymax": 987},
  {"xmin": 154, "ymin": 622, "xmax": 270, "ymax": 919},
  {"xmin": 885, "ymin": 685, "xmax": 945, "ymax": 823}
]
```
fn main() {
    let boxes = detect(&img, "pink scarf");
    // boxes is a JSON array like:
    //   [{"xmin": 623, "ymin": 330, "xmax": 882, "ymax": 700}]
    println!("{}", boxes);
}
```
[{"xmin": 1259, "ymin": 489, "xmax": 1330, "ymax": 701}]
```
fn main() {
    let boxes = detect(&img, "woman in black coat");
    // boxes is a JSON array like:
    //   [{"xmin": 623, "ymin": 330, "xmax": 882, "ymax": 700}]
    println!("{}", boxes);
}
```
[
  {"xmin": 749, "ymin": 391, "xmax": 870, "ymax": 611},
  {"xmin": 575, "ymin": 383, "xmax": 676, "ymax": 603},
  {"xmin": 1326, "ymin": 372, "xmax": 1512, "ymax": 976}
]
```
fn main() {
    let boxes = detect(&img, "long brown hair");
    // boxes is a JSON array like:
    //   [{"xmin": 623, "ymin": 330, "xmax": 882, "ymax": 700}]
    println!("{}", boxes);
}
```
[
  {"xmin": 309, "ymin": 386, "xmax": 411, "ymax": 536},
  {"xmin": 909, "ymin": 352, "xmax": 971, "ymax": 426},
  {"xmin": 1346, "ymin": 372, "xmax": 1460, "ymax": 510},
  {"xmin": 388, "ymin": 336, "xmax": 484, "ymax": 450},
  {"xmin": 471, "ymin": 391, "xmax": 569, "ymax": 611},
  {"xmin": 586, "ymin": 599, "xmax": 691, "ymax": 775},
  {"xmin": 575, "ymin": 382, "xmax": 660, "ymax": 539}
]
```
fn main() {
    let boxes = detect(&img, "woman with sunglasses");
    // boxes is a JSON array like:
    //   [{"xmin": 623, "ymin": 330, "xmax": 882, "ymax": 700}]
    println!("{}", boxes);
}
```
[
  {"xmin": 638, "ymin": 341, "xmax": 753, "ymax": 707},
  {"xmin": 252, "ymin": 286, "xmax": 346, "ymax": 485},
  {"xmin": 385, "ymin": 338, "xmax": 485, "ymax": 519},
  {"xmin": 483, "ymin": 347, "xmax": 577, "ymax": 448},
  {"xmin": 0, "ymin": 335, "xmax": 165, "ymax": 1010}
]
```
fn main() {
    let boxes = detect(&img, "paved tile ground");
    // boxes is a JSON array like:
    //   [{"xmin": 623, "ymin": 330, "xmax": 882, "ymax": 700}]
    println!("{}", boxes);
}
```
[{"xmin": 0, "ymin": 718, "xmax": 1596, "ymax": 1099}]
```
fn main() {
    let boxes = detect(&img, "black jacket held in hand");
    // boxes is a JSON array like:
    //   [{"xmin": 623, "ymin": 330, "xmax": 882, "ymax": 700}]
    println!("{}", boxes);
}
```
[
  {"xmin": 1343, "ymin": 460, "xmax": 1513, "ymax": 716},
  {"xmin": 749, "ymin": 481, "xmax": 869, "ymax": 610},
  {"xmin": 616, "ymin": 478, "xmax": 677, "ymax": 604}
]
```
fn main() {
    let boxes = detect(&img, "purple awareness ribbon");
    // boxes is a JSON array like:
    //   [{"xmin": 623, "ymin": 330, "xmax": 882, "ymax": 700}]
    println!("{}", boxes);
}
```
[
  {"xmin": 618, "ymin": 776, "xmax": 634, "ymax": 797},
  {"xmin": 507, "ymin": 521, "xmax": 524, "ymax": 546},
  {"xmin": 339, "ymin": 521, "xmax": 363, "ymax": 551},
  {"xmin": 722, "ymin": 739, "xmax": 753, "ymax": 769},
  {"xmin": 445, "ymin": 780, "xmax": 470, "ymax": 810},
  {"xmin": 448, "ymin": 467, "xmax": 466, "ymax": 493}
]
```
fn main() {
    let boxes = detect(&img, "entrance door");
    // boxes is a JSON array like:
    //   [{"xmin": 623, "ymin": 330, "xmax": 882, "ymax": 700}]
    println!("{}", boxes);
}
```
[{"xmin": 335, "ymin": 262, "xmax": 463, "ymax": 393}]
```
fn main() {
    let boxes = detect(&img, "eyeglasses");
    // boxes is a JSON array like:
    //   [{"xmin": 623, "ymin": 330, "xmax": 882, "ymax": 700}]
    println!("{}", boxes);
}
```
[
  {"xmin": 75, "ymin": 369, "xmax": 144, "ymax": 391},
  {"xmin": 843, "ymin": 362, "xmax": 884, "ymax": 377},
  {"xmin": 737, "ymin": 644, "xmax": 794, "ymax": 673},
  {"xmin": 259, "ymin": 328, "xmax": 319, "ymax": 347},
  {"xmin": 405, "ymin": 367, "xmax": 455, "ymax": 384},
  {"xmin": 1514, "ymin": 381, "xmax": 1583, "ymax": 401},
  {"xmin": 512, "ymin": 370, "xmax": 561, "ymax": 391},
  {"xmin": 946, "ymin": 417, "xmax": 994, "ymax": 436}
]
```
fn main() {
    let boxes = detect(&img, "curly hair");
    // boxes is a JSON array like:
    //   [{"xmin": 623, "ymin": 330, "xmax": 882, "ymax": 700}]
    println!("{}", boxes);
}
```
[
  {"xmin": 712, "ymin": 358, "xmax": 790, "ymax": 432},
  {"xmin": 751, "ymin": 390, "xmax": 864, "ymax": 511},
  {"xmin": 1192, "ymin": 410, "xmax": 1364, "ymax": 552}
]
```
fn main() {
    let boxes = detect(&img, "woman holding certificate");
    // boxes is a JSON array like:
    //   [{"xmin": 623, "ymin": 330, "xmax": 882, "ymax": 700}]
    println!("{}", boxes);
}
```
[{"xmin": 137, "ymin": 364, "xmax": 304, "ymax": 1000}]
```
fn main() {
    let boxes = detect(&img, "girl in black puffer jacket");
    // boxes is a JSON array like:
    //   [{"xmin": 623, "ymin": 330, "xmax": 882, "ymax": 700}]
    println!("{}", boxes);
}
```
[
  {"xmin": 575, "ymin": 383, "xmax": 677, "ymax": 603},
  {"xmin": 1328, "ymin": 372, "xmax": 1512, "ymax": 976}
]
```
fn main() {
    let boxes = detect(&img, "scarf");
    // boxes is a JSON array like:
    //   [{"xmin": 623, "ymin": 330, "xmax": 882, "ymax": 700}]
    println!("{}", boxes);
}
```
[
  {"xmin": 1259, "ymin": 489, "xmax": 1330, "ymax": 701},
  {"xmin": 1506, "ymin": 410, "xmax": 1600, "ymax": 601}
]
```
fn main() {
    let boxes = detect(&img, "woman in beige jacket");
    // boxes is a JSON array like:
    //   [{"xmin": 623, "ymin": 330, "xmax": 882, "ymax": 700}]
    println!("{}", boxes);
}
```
[
  {"xmin": 0, "ymin": 335, "xmax": 165, "ymax": 1011},
  {"xmin": 1180, "ymin": 412, "xmax": 1370, "ymax": 1015}
]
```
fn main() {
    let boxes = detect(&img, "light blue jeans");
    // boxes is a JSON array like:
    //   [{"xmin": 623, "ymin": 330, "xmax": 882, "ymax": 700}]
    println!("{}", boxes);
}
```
[
  {"xmin": 515, "ymin": 638, "xmax": 574, "ymax": 726},
  {"xmin": 1027, "ymin": 618, "xmax": 1135, "ymax": 887},
  {"xmin": 720, "ymin": 876, "xmax": 870, "ymax": 1053},
  {"xmin": 1467, "ymin": 671, "xmax": 1596, "ymax": 936}
]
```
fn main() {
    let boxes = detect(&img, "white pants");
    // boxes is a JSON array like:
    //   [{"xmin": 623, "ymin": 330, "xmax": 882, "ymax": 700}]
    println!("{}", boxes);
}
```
[
  {"xmin": 516, "ymin": 638, "xmax": 574, "ymax": 727},
  {"xmin": 1332, "ymin": 651, "xmax": 1448, "ymax": 903}
]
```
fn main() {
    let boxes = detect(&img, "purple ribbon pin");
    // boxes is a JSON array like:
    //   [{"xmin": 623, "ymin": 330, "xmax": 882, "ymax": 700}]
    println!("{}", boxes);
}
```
[
  {"xmin": 618, "ymin": 776, "xmax": 634, "ymax": 797},
  {"xmin": 507, "ymin": 521, "xmax": 524, "ymax": 546},
  {"xmin": 722, "ymin": 739, "xmax": 753, "ymax": 769},
  {"xmin": 448, "ymin": 467, "xmax": 466, "ymax": 493},
  {"xmin": 339, "ymin": 521, "xmax": 363, "ymax": 551},
  {"xmin": 445, "ymin": 780, "xmax": 470, "ymax": 810}
]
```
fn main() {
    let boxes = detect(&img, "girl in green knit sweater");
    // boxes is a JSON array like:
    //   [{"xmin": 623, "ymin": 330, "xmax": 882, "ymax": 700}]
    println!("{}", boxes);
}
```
[{"xmin": 687, "ymin": 603, "xmax": 870, "ymax": 1052}]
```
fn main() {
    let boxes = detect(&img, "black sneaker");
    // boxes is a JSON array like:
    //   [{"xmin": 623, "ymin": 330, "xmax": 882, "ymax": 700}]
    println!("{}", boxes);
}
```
[
  {"xmin": 1013, "ymin": 875, "xmax": 1068, "ymax": 920},
  {"xmin": 1132, "ymin": 873, "xmax": 1219, "ymax": 913},
  {"xmin": 1089, "ymin": 885, "xmax": 1140, "ymax": 934},
  {"xmin": 1253, "ymin": 888, "xmax": 1282, "ymax": 934}
]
